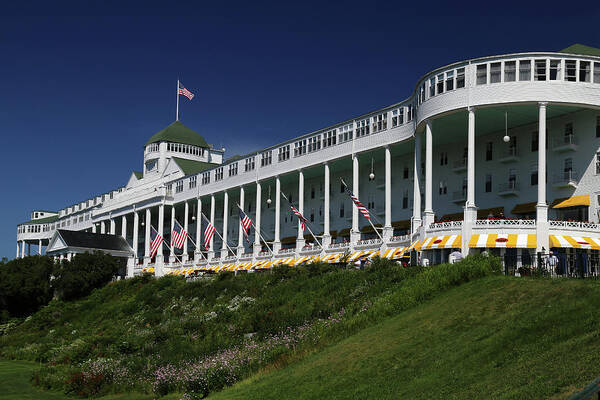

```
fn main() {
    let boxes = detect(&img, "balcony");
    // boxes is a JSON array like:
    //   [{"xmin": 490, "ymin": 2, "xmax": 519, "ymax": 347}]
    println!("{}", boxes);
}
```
[
  {"xmin": 552, "ymin": 135, "xmax": 578, "ymax": 152},
  {"xmin": 499, "ymin": 147, "xmax": 519, "ymax": 163},
  {"xmin": 452, "ymin": 158, "xmax": 467, "ymax": 173},
  {"xmin": 452, "ymin": 190, "xmax": 466, "ymax": 203},
  {"xmin": 498, "ymin": 181, "xmax": 519, "ymax": 196},
  {"xmin": 553, "ymin": 170, "xmax": 579, "ymax": 188}
]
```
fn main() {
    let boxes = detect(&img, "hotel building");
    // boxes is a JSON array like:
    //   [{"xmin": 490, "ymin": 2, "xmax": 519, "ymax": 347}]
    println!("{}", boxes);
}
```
[{"xmin": 15, "ymin": 44, "xmax": 600, "ymax": 275}]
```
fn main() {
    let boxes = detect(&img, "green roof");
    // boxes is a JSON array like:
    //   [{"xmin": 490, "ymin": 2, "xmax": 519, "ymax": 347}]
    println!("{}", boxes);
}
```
[
  {"xmin": 145, "ymin": 121, "xmax": 209, "ymax": 148},
  {"xmin": 559, "ymin": 44, "xmax": 600, "ymax": 57},
  {"xmin": 133, "ymin": 171, "xmax": 143, "ymax": 179},
  {"xmin": 172, "ymin": 157, "xmax": 216, "ymax": 176},
  {"xmin": 21, "ymin": 215, "xmax": 59, "ymax": 225}
]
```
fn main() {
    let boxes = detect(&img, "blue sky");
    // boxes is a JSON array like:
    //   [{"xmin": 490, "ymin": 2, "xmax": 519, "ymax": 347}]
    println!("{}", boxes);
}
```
[{"xmin": 1, "ymin": 1, "xmax": 599, "ymax": 259}]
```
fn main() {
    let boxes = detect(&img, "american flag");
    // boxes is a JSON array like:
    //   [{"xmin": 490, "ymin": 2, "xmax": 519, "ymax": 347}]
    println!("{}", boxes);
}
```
[
  {"xmin": 238, "ymin": 207, "xmax": 252, "ymax": 242},
  {"xmin": 202, "ymin": 214, "xmax": 215, "ymax": 250},
  {"xmin": 171, "ymin": 220, "xmax": 188, "ymax": 249},
  {"xmin": 290, "ymin": 205, "xmax": 308, "ymax": 232},
  {"xmin": 149, "ymin": 227, "xmax": 164, "ymax": 258},
  {"xmin": 178, "ymin": 82, "xmax": 194, "ymax": 100},
  {"xmin": 342, "ymin": 181, "xmax": 371, "ymax": 219}
]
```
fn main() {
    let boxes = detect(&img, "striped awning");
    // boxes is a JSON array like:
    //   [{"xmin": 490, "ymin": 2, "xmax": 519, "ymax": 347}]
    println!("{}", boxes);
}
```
[
  {"xmin": 469, "ymin": 234, "xmax": 536, "ymax": 248},
  {"xmin": 272, "ymin": 257, "xmax": 295, "ymax": 266},
  {"xmin": 549, "ymin": 235, "xmax": 600, "ymax": 249},
  {"xmin": 348, "ymin": 250, "xmax": 374, "ymax": 261},
  {"xmin": 321, "ymin": 253, "xmax": 344, "ymax": 263},
  {"xmin": 419, "ymin": 235, "xmax": 461, "ymax": 250}
]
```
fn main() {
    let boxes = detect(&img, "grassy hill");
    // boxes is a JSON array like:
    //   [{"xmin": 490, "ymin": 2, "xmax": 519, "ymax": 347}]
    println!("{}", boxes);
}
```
[{"xmin": 212, "ymin": 276, "xmax": 600, "ymax": 400}]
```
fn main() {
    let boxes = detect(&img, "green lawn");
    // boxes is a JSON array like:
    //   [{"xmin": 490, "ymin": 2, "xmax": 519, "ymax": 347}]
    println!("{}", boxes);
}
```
[
  {"xmin": 211, "ymin": 276, "xmax": 600, "ymax": 399},
  {"xmin": 0, "ymin": 360, "xmax": 179, "ymax": 400}
]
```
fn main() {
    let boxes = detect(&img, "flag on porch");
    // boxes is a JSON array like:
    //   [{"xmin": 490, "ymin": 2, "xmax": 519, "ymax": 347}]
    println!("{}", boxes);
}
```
[
  {"xmin": 149, "ymin": 226, "xmax": 164, "ymax": 258},
  {"xmin": 238, "ymin": 206, "xmax": 252, "ymax": 242},
  {"xmin": 171, "ymin": 220, "xmax": 188, "ymax": 249},
  {"xmin": 202, "ymin": 214, "xmax": 215, "ymax": 250},
  {"xmin": 341, "ymin": 180, "xmax": 371, "ymax": 219}
]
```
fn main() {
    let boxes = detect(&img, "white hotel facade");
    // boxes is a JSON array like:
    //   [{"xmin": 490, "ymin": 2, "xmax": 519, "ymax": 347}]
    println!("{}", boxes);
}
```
[{"xmin": 15, "ymin": 44, "xmax": 600, "ymax": 275}]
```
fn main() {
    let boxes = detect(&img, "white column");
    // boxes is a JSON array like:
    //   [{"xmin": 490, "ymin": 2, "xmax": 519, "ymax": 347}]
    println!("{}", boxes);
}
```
[
  {"xmin": 156, "ymin": 204, "xmax": 165, "ymax": 273},
  {"xmin": 133, "ymin": 210, "xmax": 139, "ymax": 262},
  {"xmin": 296, "ymin": 170, "xmax": 305, "ymax": 250},
  {"xmin": 170, "ymin": 205, "xmax": 176, "ymax": 263},
  {"xmin": 423, "ymin": 120, "xmax": 435, "ymax": 227},
  {"xmin": 16, "ymin": 242, "xmax": 19, "ymax": 259},
  {"xmin": 238, "ymin": 186, "xmax": 245, "ymax": 256},
  {"xmin": 100, "ymin": 221, "xmax": 106, "ymax": 234},
  {"xmin": 412, "ymin": 133, "xmax": 422, "ymax": 232},
  {"xmin": 144, "ymin": 208, "xmax": 151, "ymax": 265},
  {"xmin": 254, "ymin": 182, "xmax": 262, "ymax": 254},
  {"xmin": 110, "ymin": 218, "xmax": 116, "ymax": 235},
  {"xmin": 121, "ymin": 215, "xmax": 127, "ymax": 239},
  {"xmin": 209, "ymin": 194, "xmax": 216, "ymax": 259},
  {"xmin": 351, "ymin": 155, "xmax": 360, "ymax": 244},
  {"xmin": 22, "ymin": 241, "xmax": 26, "ymax": 258},
  {"xmin": 274, "ymin": 176, "xmax": 281, "ymax": 253},
  {"xmin": 38, "ymin": 239, "xmax": 42, "ymax": 255},
  {"xmin": 222, "ymin": 191, "xmax": 229, "ymax": 258},
  {"xmin": 536, "ymin": 102, "xmax": 549, "ymax": 252},
  {"xmin": 183, "ymin": 201, "xmax": 189, "ymax": 261},
  {"xmin": 195, "ymin": 198, "xmax": 202, "ymax": 262},
  {"xmin": 383, "ymin": 146, "xmax": 392, "ymax": 239},
  {"xmin": 466, "ymin": 107, "xmax": 476, "ymax": 211},
  {"xmin": 92, "ymin": 223, "xmax": 97, "ymax": 233},
  {"xmin": 323, "ymin": 162, "xmax": 331, "ymax": 246}
]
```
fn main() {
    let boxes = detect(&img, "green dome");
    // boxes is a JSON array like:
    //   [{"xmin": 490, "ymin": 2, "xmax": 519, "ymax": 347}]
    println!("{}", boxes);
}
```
[{"xmin": 145, "ymin": 121, "xmax": 209, "ymax": 148}]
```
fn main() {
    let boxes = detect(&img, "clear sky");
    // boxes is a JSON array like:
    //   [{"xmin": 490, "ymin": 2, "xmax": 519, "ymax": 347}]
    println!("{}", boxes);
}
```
[{"xmin": 1, "ymin": 1, "xmax": 599, "ymax": 259}]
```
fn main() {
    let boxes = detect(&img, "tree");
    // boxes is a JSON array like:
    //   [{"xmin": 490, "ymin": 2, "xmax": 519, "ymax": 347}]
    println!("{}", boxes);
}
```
[
  {"xmin": 52, "ymin": 252, "xmax": 124, "ymax": 301},
  {"xmin": 0, "ymin": 256, "xmax": 54, "ymax": 320}
]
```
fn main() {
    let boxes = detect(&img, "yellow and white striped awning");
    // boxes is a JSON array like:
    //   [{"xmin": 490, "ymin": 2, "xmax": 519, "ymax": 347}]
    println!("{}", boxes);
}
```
[
  {"xmin": 419, "ymin": 235, "xmax": 462, "ymax": 250},
  {"xmin": 550, "ymin": 235, "xmax": 600, "ymax": 249},
  {"xmin": 321, "ymin": 253, "xmax": 344, "ymax": 263},
  {"xmin": 407, "ymin": 240, "xmax": 420, "ymax": 251},
  {"xmin": 469, "ymin": 234, "xmax": 536, "ymax": 248},
  {"xmin": 272, "ymin": 257, "xmax": 295, "ymax": 266},
  {"xmin": 348, "ymin": 250, "xmax": 375, "ymax": 261}
]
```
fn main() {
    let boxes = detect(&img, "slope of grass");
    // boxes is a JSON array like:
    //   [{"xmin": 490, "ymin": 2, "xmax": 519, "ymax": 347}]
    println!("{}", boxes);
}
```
[
  {"xmin": 212, "ymin": 276, "xmax": 600, "ymax": 400},
  {"xmin": 0, "ymin": 360, "xmax": 179, "ymax": 400}
]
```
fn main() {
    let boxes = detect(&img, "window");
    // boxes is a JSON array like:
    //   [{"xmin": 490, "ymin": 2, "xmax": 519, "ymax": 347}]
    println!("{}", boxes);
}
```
[
  {"xmin": 550, "ymin": 60, "xmax": 561, "ymax": 80},
  {"xmin": 215, "ymin": 167, "xmax": 223, "ymax": 181},
  {"xmin": 597, "ymin": 116, "xmax": 600, "ymax": 138},
  {"xmin": 486, "ymin": 142, "xmax": 493, "ymax": 161},
  {"xmin": 429, "ymin": 77, "xmax": 435, "ymax": 97},
  {"xmin": 201, "ymin": 172, "xmax": 210, "ymax": 185},
  {"xmin": 456, "ymin": 68, "xmax": 465, "ymax": 88},
  {"xmin": 175, "ymin": 180, "xmax": 184, "ymax": 193},
  {"xmin": 373, "ymin": 112, "xmax": 387, "ymax": 132},
  {"xmin": 310, "ymin": 209, "xmax": 314, "ymax": 222},
  {"xmin": 403, "ymin": 190, "xmax": 409, "ymax": 209},
  {"xmin": 490, "ymin": 62, "xmax": 501, "ymax": 83},
  {"xmin": 356, "ymin": 119, "xmax": 370, "ymax": 137},
  {"xmin": 189, "ymin": 175, "xmax": 197, "ymax": 189},
  {"xmin": 391, "ymin": 108, "xmax": 404, "ymax": 127},
  {"xmin": 485, "ymin": 174, "xmax": 492, "ymax": 193},
  {"xmin": 403, "ymin": 166, "xmax": 409, "ymax": 179},
  {"xmin": 439, "ymin": 181, "xmax": 447, "ymax": 195},
  {"xmin": 519, "ymin": 60, "xmax": 531, "ymax": 81},
  {"xmin": 508, "ymin": 169, "xmax": 517, "ymax": 188},
  {"xmin": 340, "ymin": 182, "xmax": 345, "ymax": 193},
  {"xmin": 534, "ymin": 60, "xmax": 546, "ymax": 81},
  {"xmin": 339, "ymin": 123, "xmax": 353, "ymax": 142},
  {"xmin": 531, "ymin": 167, "xmax": 538, "ymax": 186},
  {"xmin": 594, "ymin": 63, "xmax": 600, "ymax": 84},
  {"xmin": 531, "ymin": 131, "xmax": 538, "ymax": 152},
  {"xmin": 294, "ymin": 140, "xmax": 307, "ymax": 156},
  {"xmin": 323, "ymin": 129, "xmax": 337, "ymax": 147},
  {"xmin": 564, "ymin": 123, "xmax": 574, "ymax": 141},
  {"xmin": 476, "ymin": 64, "xmax": 487, "ymax": 85},
  {"xmin": 504, "ymin": 61, "xmax": 516, "ymax": 82},
  {"xmin": 596, "ymin": 152, "xmax": 600, "ymax": 174},
  {"xmin": 278, "ymin": 145, "xmax": 290, "ymax": 162},
  {"xmin": 260, "ymin": 151, "xmax": 272, "ymax": 167},
  {"xmin": 437, "ymin": 73, "xmax": 444, "ymax": 94},
  {"xmin": 579, "ymin": 61, "xmax": 591, "ymax": 82},
  {"xmin": 339, "ymin": 202, "xmax": 344, "ymax": 218},
  {"xmin": 565, "ymin": 60, "xmax": 577, "ymax": 81},
  {"xmin": 446, "ymin": 71, "xmax": 454, "ymax": 91},
  {"xmin": 307, "ymin": 136, "xmax": 321, "ymax": 152},
  {"xmin": 229, "ymin": 162, "xmax": 238, "ymax": 176},
  {"xmin": 311, "ymin": 187, "xmax": 315, "ymax": 199},
  {"xmin": 440, "ymin": 151, "xmax": 448, "ymax": 166}
]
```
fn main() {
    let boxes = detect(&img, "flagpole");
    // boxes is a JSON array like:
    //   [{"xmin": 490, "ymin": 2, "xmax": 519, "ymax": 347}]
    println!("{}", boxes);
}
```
[
  {"xmin": 176, "ymin": 79, "xmax": 180, "ymax": 121},
  {"xmin": 340, "ymin": 178, "xmax": 384, "ymax": 242},
  {"xmin": 201, "ymin": 212, "xmax": 237, "ymax": 257},
  {"xmin": 185, "ymin": 234, "xmax": 209, "ymax": 262},
  {"xmin": 280, "ymin": 193, "xmax": 323, "ymax": 250},
  {"xmin": 151, "ymin": 225, "xmax": 183, "ymax": 266}
]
